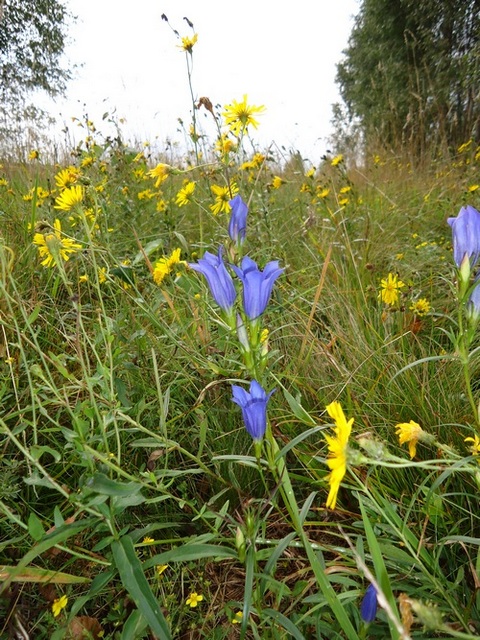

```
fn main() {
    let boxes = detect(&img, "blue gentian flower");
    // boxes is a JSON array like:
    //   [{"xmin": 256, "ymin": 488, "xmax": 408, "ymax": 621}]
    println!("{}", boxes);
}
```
[
  {"xmin": 189, "ymin": 247, "xmax": 236, "ymax": 312},
  {"xmin": 228, "ymin": 195, "xmax": 248, "ymax": 244},
  {"xmin": 231, "ymin": 256, "xmax": 284, "ymax": 319},
  {"xmin": 468, "ymin": 276, "xmax": 480, "ymax": 319},
  {"xmin": 231, "ymin": 380, "xmax": 274, "ymax": 441},
  {"xmin": 360, "ymin": 584, "xmax": 377, "ymax": 623},
  {"xmin": 447, "ymin": 205, "xmax": 480, "ymax": 268}
]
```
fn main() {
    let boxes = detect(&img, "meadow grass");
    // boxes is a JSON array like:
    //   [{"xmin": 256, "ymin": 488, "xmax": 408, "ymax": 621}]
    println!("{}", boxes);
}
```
[{"xmin": 1, "ymin": 92, "xmax": 480, "ymax": 638}]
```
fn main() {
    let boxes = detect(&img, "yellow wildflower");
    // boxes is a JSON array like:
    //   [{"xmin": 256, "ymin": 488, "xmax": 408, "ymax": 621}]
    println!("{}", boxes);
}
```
[
  {"xmin": 179, "ymin": 33, "xmax": 198, "ymax": 53},
  {"xmin": 148, "ymin": 163, "xmax": 170, "ymax": 188},
  {"xmin": 23, "ymin": 186, "xmax": 50, "ymax": 205},
  {"xmin": 153, "ymin": 248, "xmax": 185, "ymax": 285},
  {"xmin": 468, "ymin": 184, "xmax": 479, "ymax": 193},
  {"xmin": 331, "ymin": 154, "xmax": 343, "ymax": 167},
  {"xmin": 271, "ymin": 176, "xmax": 285, "ymax": 189},
  {"xmin": 156, "ymin": 564, "xmax": 168, "ymax": 576},
  {"xmin": 80, "ymin": 156, "xmax": 95, "ymax": 168},
  {"xmin": 317, "ymin": 187, "xmax": 330, "ymax": 198},
  {"xmin": 251, "ymin": 153, "xmax": 266, "ymax": 168},
  {"xmin": 137, "ymin": 189, "xmax": 155, "ymax": 200},
  {"xmin": 55, "ymin": 166, "xmax": 80, "ymax": 190},
  {"xmin": 176, "ymin": 181, "xmax": 196, "ymax": 207},
  {"xmin": 52, "ymin": 594, "xmax": 68, "ymax": 617},
  {"xmin": 215, "ymin": 135, "xmax": 235, "ymax": 155},
  {"xmin": 378, "ymin": 273, "xmax": 405, "ymax": 306},
  {"xmin": 28, "ymin": 149, "xmax": 39, "ymax": 160},
  {"xmin": 409, "ymin": 298, "xmax": 431, "ymax": 316},
  {"xmin": 395, "ymin": 421, "xmax": 423, "ymax": 458},
  {"xmin": 54, "ymin": 185, "xmax": 84, "ymax": 211},
  {"xmin": 465, "ymin": 434, "xmax": 480, "ymax": 456},
  {"xmin": 222, "ymin": 94, "xmax": 265, "ymax": 136},
  {"xmin": 324, "ymin": 401, "xmax": 353, "ymax": 510},
  {"xmin": 156, "ymin": 199, "xmax": 167, "ymax": 212},
  {"xmin": 98, "ymin": 267, "xmax": 107, "ymax": 284},
  {"xmin": 232, "ymin": 611, "xmax": 243, "ymax": 624},
  {"xmin": 186, "ymin": 592, "xmax": 203, "ymax": 608},
  {"xmin": 33, "ymin": 219, "xmax": 82, "ymax": 268},
  {"xmin": 210, "ymin": 183, "xmax": 239, "ymax": 216},
  {"xmin": 142, "ymin": 536, "xmax": 154, "ymax": 544}
]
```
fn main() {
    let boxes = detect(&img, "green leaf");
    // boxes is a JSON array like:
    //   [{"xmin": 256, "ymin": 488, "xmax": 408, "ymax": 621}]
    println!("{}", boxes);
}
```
[
  {"xmin": 282, "ymin": 388, "xmax": 316, "ymax": 425},
  {"xmin": 70, "ymin": 569, "xmax": 116, "ymax": 617},
  {"xmin": 86, "ymin": 473, "xmax": 144, "ymax": 497},
  {"xmin": 0, "ymin": 566, "xmax": 89, "ymax": 584},
  {"xmin": 28, "ymin": 512, "xmax": 45, "ymax": 541},
  {"xmin": 263, "ymin": 608, "xmax": 307, "ymax": 640},
  {"xmin": 30, "ymin": 444, "xmax": 61, "ymax": 463},
  {"xmin": 144, "ymin": 543, "xmax": 236, "ymax": 569},
  {"xmin": 111, "ymin": 536, "xmax": 171, "ymax": 639}
]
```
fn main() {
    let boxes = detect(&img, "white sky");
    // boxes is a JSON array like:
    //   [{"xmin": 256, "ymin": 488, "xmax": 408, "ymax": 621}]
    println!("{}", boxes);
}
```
[{"xmin": 44, "ymin": 0, "xmax": 359, "ymax": 162}]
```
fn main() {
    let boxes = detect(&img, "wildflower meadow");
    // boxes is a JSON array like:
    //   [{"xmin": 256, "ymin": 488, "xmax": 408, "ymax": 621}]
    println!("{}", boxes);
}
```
[{"xmin": 2, "ymin": 24, "xmax": 480, "ymax": 640}]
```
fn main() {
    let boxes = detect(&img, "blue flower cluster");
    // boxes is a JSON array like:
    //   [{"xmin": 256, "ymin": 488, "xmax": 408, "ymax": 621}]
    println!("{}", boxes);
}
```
[{"xmin": 189, "ymin": 195, "xmax": 282, "ymax": 441}]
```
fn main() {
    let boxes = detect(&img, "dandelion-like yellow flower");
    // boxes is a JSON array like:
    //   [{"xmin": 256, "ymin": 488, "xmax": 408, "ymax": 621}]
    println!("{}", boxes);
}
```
[
  {"xmin": 468, "ymin": 184, "xmax": 479, "ymax": 193},
  {"xmin": 148, "ymin": 163, "xmax": 170, "ymax": 188},
  {"xmin": 153, "ymin": 248, "xmax": 185, "ymax": 285},
  {"xmin": 156, "ymin": 199, "xmax": 167, "ymax": 212},
  {"xmin": 317, "ymin": 187, "xmax": 330, "ymax": 198},
  {"xmin": 409, "ymin": 298, "xmax": 431, "ymax": 316},
  {"xmin": 215, "ymin": 135, "xmax": 235, "ymax": 155},
  {"xmin": 186, "ymin": 592, "xmax": 203, "ymax": 608},
  {"xmin": 156, "ymin": 564, "xmax": 168, "ymax": 576},
  {"xmin": 465, "ymin": 434, "xmax": 480, "ymax": 456},
  {"xmin": 80, "ymin": 155, "xmax": 94, "ymax": 168},
  {"xmin": 210, "ymin": 183, "xmax": 239, "ymax": 216},
  {"xmin": 395, "ymin": 420, "xmax": 423, "ymax": 458},
  {"xmin": 222, "ymin": 94, "xmax": 265, "ymax": 136},
  {"xmin": 331, "ymin": 154, "xmax": 343, "ymax": 167},
  {"xmin": 54, "ymin": 185, "xmax": 84, "ymax": 211},
  {"xmin": 33, "ymin": 219, "xmax": 82, "ymax": 268},
  {"xmin": 55, "ymin": 166, "xmax": 80, "ymax": 190},
  {"xmin": 52, "ymin": 594, "xmax": 68, "ymax": 617},
  {"xmin": 28, "ymin": 149, "xmax": 39, "ymax": 160},
  {"xmin": 176, "ymin": 181, "xmax": 196, "ymax": 207},
  {"xmin": 324, "ymin": 401, "xmax": 353, "ymax": 510},
  {"xmin": 378, "ymin": 273, "xmax": 405, "ymax": 306},
  {"xmin": 271, "ymin": 176, "xmax": 284, "ymax": 189},
  {"xmin": 142, "ymin": 536, "xmax": 154, "ymax": 544},
  {"xmin": 179, "ymin": 33, "xmax": 198, "ymax": 53}
]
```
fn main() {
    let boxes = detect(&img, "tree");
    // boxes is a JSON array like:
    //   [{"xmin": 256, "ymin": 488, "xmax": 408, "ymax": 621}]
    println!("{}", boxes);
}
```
[
  {"xmin": 336, "ymin": 0, "xmax": 480, "ymax": 156},
  {"xmin": 0, "ymin": 0, "xmax": 72, "ymax": 150}
]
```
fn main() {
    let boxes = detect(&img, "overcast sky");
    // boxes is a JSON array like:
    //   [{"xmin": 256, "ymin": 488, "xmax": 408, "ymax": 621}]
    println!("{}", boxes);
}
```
[{"xmin": 45, "ymin": 0, "xmax": 359, "ymax": 162}]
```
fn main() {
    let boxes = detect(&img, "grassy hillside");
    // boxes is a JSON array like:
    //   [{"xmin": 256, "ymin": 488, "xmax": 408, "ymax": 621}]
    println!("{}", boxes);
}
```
[{"xmin": 1, "ymin": 108, "xmax": 480, "ymax": 639}]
